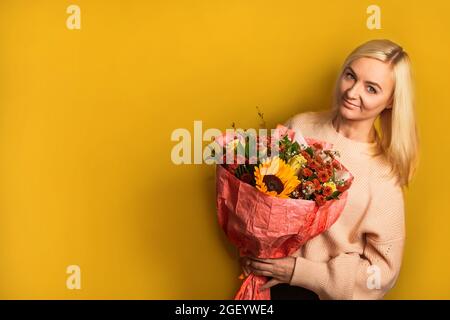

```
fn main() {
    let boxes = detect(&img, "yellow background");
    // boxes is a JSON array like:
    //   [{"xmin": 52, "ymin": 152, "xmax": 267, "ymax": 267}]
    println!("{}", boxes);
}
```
[{"xmin": 0, "ymin": 0, "xmax": 449, "ymax": 299}]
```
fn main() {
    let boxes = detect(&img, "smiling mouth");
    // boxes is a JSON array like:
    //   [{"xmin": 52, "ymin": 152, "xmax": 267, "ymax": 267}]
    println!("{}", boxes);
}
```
[{"xmin": 342, "ymin": 98, "xmax": 360, "ymax": 108}]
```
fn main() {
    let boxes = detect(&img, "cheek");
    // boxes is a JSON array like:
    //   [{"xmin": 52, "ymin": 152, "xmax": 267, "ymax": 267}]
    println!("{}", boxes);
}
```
[{"xmin": 361, "ymin": 94, "xmax": 389, "ymax": 112}]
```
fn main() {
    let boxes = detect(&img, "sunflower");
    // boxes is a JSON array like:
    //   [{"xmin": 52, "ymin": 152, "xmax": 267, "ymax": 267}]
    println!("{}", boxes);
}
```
[{"xmin": 254, "ymin": 156, "xmax": 300, "ymax": 198}]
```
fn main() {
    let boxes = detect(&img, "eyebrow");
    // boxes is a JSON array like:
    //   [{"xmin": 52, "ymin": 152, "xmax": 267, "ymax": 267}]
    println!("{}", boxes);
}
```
[{"xmin": 346, "ymin": 67, "xmax": 383, "ymax": 92}]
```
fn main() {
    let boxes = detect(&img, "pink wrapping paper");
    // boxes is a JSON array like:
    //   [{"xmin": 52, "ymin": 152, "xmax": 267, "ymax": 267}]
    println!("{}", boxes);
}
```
[{"xmin": 215, "ymin": 138, "xmax": 352, "ymax": 300}]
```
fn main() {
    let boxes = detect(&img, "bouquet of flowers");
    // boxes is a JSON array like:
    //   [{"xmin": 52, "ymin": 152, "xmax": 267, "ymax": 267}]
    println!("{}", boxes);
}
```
[{"xmin": 212, "ymin": 118, "xmax": 353, "ymax": 300}]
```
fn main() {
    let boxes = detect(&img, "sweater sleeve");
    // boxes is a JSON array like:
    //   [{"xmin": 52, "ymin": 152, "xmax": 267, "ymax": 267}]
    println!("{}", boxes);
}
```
[
  {"xmin": 289, "ymin": 237, "xmax": 405, "ymax": 299},
  {"xmin": 289, "ymin": 165, "xmax": 406, "ymax": 300}
]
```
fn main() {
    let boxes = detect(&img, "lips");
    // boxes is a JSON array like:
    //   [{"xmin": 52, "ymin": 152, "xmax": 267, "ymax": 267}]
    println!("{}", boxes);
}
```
[{"xmin": 342, "ymin": 98, "xmax": 360, "ymax": 108}]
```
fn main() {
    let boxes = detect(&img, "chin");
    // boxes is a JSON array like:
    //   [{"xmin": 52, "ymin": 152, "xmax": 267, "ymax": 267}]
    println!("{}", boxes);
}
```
[{"xmin": 338, "ymin": 104, "xmax": 360, "ymax": 120}]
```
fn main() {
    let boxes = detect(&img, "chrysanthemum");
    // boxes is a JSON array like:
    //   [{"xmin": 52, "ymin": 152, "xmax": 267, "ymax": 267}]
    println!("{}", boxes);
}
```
[
  {"xmin": 301, "ymin": 167, "xmax": 313, "ymax": 178},
  {"xmin": 254, "ymin": 156, "xmax": 300, "ymax": 198},
  {"xmin": 322, "ymin": 186, "xmax": 333, "ymax": 197},
  {"xmin": 317, "ymin": 170, "xmax": 330, "ymax": 183},
  {"xmin": 323, "ymin": 181, "xmax": 337, "ymax": 193}
]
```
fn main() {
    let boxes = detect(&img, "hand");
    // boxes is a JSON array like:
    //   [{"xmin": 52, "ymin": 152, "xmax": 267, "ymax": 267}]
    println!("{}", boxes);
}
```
[
  {"xmin": 243, "ymin": 256, "xmax": 296, "ymax": 292},
  {"xmin": 239, "ymin": 256, "xmax": 251, "ymax": 277}
]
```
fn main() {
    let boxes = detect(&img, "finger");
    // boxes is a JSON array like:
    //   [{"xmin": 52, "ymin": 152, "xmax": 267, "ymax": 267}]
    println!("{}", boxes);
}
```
[
  {"xmin": 251, "ymin": 269, "xmax": 273, "ymax": 277},
  {"xmin": 243, "ymin": 266, "xmax": 250, "ymax": 276},
  {"xmin": 259, "ymin": 279, "xmax": 281, "ymax": 291},
  {"xmin": 249, "ymin": 257, "xmax": 273, "ymax": 264},
  {"xmin": 249, "ymin": 260, "xmax": 273, "ymax": 272},
  {"xmin": 240, "ymin": 257, "xmax": 251, "ymax": 266}
]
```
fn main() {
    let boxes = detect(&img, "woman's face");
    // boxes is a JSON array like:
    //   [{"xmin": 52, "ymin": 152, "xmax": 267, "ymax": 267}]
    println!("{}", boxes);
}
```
[{"xmin": 337, "ymin": 57, "xmax": 395, "ymax": 122}]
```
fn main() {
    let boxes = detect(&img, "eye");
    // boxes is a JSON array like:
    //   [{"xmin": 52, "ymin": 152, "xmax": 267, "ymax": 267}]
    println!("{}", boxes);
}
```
[
  {"xmin": 345, "ymin": 72, "xmax": 355, "ymax": 80},
  {"xmin": 367, "ymin": 86, "xmax": 377, "ymax": 94}
]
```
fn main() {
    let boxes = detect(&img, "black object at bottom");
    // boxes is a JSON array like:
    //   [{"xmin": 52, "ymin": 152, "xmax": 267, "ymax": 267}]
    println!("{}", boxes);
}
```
[{"xmin": 271, "ymin": 283, "xmax": 320, "ymax": 300}]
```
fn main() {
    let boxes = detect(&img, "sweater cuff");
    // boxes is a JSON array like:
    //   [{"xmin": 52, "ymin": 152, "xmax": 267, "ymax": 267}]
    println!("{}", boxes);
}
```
[{"xmin": 289, "ymin": 256, "xmax": 329, "ymax": 293}]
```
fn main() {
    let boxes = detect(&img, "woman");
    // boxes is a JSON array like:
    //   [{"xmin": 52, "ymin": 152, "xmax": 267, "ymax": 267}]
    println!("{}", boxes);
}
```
[{"xmin": 240, "ymin": 39, "xmax": 419, "ymax": 300}]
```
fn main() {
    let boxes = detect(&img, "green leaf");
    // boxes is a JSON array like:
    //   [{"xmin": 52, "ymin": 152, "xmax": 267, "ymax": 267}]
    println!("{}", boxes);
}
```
[{"xmin": 331, "ymin": 191, "xmax": 342, "ymax": 199}]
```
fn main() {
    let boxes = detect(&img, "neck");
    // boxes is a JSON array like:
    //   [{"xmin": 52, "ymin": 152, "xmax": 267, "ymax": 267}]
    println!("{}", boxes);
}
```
[{"xmin": 332, "ymin": 114, "xmax": 377, "ymax": 143}]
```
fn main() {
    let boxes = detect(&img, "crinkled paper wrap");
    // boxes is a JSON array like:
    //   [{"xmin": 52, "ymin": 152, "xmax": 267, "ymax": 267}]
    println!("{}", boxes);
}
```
[{"xmin": 215, "ymin": 138, "xmax": 352, "ymax": 300}]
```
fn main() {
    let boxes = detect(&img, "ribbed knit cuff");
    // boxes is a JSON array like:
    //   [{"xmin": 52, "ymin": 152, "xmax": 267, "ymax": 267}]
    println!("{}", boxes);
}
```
[{"xmin": 289, "ymin": 256, "xmax": 329, "ymax": 294}]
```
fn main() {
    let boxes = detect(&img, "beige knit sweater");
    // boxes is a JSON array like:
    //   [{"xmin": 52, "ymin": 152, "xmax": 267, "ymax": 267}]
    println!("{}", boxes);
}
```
[{"xmin": 283, "ymin": 110, "xmax": 405, "ymax": 300}]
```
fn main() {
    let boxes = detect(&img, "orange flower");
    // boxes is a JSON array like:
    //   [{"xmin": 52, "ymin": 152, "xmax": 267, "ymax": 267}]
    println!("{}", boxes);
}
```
[
  {"xmin": 302, "ymin": 168, "xmax": 313, "ymax": 178},
  {"xmin": 312, "ymin": 178, "xmax": 321, "ymax": 191},
  {"xmin": 323, "ymin": 186, "xmax": 333, "ymax": 197},
  {"xmin": 301, "ymin": 150, "xmax": 312, "ymax": 162},
  {"xmin": 314, "ymin": 194, "xmax": 326, "ymax": 206},
  {"xmin": 309, "ymin": 161, "xmax": 319, "ymax": 170},
  {"xmin": 316, "ymin": 155, "xmax": 324, "ymax": 164},
  {"xmin": 313, "ymin": 142, "xmax": 323, "ymax": 150},
  {"xmin": 318, "ymin": 170, "xmax": 330, "ymax": 183}
]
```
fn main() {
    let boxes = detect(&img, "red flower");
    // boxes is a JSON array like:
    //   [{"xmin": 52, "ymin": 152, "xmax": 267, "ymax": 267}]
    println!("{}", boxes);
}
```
[
  {"xmin": 301, "ymin": 151, "xmax": 312, "ymax": 162},
  {"xmin": 323, "ymin": 186, "xmax": 333, "ymax": 197},
  {"xmin": 302, "ymin": 168, "xmax": 313, "ymax": 178},
  {"xmin": 317, "ymin": 170, "xmax": 330, "ymax": 183},
  {"xmin": 315, "ymin": 155, "xmax": 324, "ymax": 164},
  {"xmin": 314, "ymin": 194, "xmax": 326, "ymax": 206},
  {"xmin": 312, "ymin": 179, "xmax": 321, "ymax": 191},
  {"xmin": 313, "ymin": 142, "xmax": 323, "ymax": 150}
]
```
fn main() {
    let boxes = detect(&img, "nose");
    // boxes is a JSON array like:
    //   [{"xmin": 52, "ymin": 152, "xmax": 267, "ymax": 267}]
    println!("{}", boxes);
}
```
[{"xmin": 345, "ymin": 82, "xmax": 361, "ymax": 101}]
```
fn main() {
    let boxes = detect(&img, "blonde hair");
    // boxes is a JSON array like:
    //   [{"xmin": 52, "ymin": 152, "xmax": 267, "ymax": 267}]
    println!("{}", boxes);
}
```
[{"xmin": 331, "ymin": 39, "xmax": 419, "ymax": 188}]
